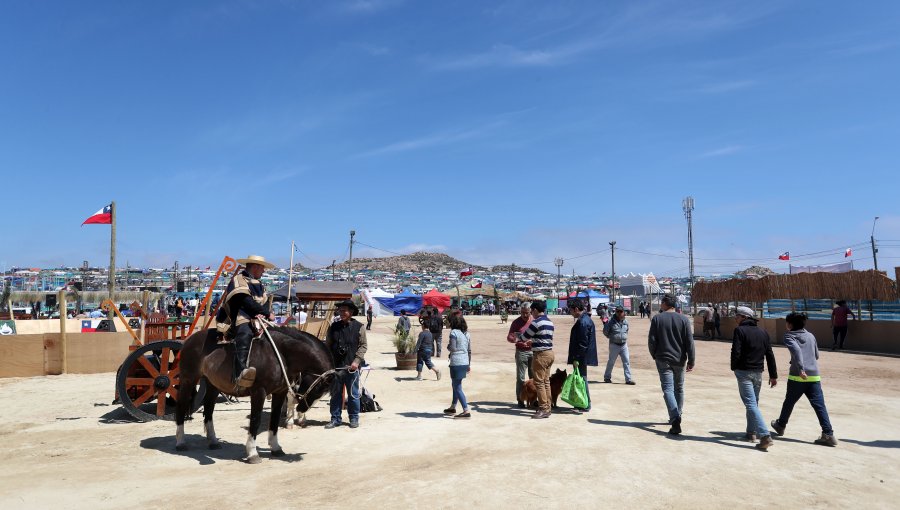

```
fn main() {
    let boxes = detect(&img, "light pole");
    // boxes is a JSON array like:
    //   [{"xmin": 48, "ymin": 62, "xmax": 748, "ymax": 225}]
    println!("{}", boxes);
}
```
[
  {"xmin": 554, "ymin": 257, "xmax": 564, "ymax": 294},
  {"xmin": 609, "ymin": 241, "xmax": 616, "ymax": 304},
  {"xmin": 871, "ymin": 216, "xmax": 880, "ymax": 271},
  {"xmin": 682, "ymin": 197, "xmax": 695, "ymax": 312},
  {"xmin": 348, "ymin": 230, "xmax": 356, "ymax": 281}
]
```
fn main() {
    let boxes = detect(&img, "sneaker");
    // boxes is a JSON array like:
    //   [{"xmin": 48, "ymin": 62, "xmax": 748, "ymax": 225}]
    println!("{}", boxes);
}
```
[
  {"xmin": 744, "ymin": 433, "xmax": 759, "ymax": 443},
  {"xmin": 349, "ymin": 420, "xmax": 359, "ymax": 429},
  {"xmin": 770, "ymin": 419, "xmax": 785, "ymax": 436},
  {"xmin": 756, "ymin": 435, "xmax": 774, "ymax": 451},
  {"xmin": 668, "ymin": 417, "xmax": 682, "ymax": 435},
  {"xmin": 324, "ymin": 421, "xmax": 341, "ymax": 429},
  {"xmin": 436, "ymin": 369, "xmax": 441, "ymax": 381},
  {"xmin": 814, "ymin": 433, "xmax": 838, "ymax": 447},
  {"xmin": 603, "ymin": 379, "xmax": 612, "ymax": 383},
  {"xmin": 415, "ymin": 375, "xmax": 422, "ymax": 381},
  {"xmin": 625, "ymin": 381, "xmax": 636, "ymax": 385},
  {"xmin": 443, "ymin": 407, "xmax": 456, "ymax": 415},
  {"xmin": 454, "ymin": 411, "xmax": 471, "ymax": 419},
  {"xmin": 531, "ymin": 411, "xmax": 550, "ymax": 419}
]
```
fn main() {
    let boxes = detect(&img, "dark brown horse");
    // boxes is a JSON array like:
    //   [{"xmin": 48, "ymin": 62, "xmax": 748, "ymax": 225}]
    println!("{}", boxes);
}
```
[{"xmin": 175, "ymin": 326, "xmax": 334, "ymax": 463}]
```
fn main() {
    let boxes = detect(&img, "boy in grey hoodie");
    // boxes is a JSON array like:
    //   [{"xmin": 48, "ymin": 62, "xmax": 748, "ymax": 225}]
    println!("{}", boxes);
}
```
[{"xmin": 770, "ymin": 312, "xmax": 838, "ymax": 446}]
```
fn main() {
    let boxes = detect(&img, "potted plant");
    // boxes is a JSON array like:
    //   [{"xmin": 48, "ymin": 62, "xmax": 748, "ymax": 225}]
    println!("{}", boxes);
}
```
[{"xmin": 392, "ymin": 324, "xmax": 418, "ymax": 370}]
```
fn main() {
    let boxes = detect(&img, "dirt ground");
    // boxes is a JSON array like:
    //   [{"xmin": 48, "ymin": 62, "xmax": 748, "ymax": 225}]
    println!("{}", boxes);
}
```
[{"xmin": 1, "ymin": 314, "xmax": 899, "ymax": 509}]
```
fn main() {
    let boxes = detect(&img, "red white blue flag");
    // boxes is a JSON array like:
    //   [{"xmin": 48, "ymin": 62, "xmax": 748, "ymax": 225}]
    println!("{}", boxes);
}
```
[
  {"xmin": 778, "ymin": 252, "xmax": 790, "ymax": 261},
  {"xmin": 844, "ymin": 248, "xmax": 852, "ymax": 258},
  {"xmin": 82, "ymin": 204, "xmax": 112, "ymax": 225}
]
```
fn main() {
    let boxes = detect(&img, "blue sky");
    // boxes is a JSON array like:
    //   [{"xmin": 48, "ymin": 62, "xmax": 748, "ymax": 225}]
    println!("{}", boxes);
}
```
[{"xmin": 2, "ymin": 0, "xmax": 899, "ymax": 277}]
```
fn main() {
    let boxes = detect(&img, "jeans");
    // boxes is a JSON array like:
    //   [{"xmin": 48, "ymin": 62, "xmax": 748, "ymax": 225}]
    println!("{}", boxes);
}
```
[
  {"xmin": 735, "ymin": 370, "xmax": 770, "ymax": 437},
  {"xmin": 655, "ymin": 359, "xmax": 685, "ymax": 423},
  {"xmin": 416, "ymin": 348, "xmax": 435, "ymax": 371},
  {"xmin": 329, "ymin": 370, "xmax": 360, "ymax": 424},
  {"xmin": 515, "ymin": 350, "xmax": 534, "ymax": 402},
  {"xmin": 777, "ymin": 379, "xmax": 833, "ymax": 435},
  {"xmin": 435, "ymin": 334, "xmax": 442, "ymax": 357},
  {"xmin": 532, "ymin": 350, "xmax": 554, "ymax": 413},
  {"xmin": 832, "ymin": 326, "xmax": 848, "ymax": 349},
  {"xmin": 604, "ymin": 342, "xmax": 632, "ymax": 382},
  {"xmin": 451, "ymin": 367, "xmax": 469, "ymax": 410},
  {"xmin": 576, "ymin": 362, "xmax": 591, "ymax": 410}
]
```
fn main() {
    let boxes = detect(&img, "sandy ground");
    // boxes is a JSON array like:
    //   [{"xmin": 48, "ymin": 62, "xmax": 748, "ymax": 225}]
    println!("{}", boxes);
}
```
[{"xmin": 1, "ymin": 314, "xmax": 899, "ymax": 509}]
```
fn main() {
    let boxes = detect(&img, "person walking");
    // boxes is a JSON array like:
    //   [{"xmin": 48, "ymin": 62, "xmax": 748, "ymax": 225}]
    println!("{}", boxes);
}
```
[
  {"xmin": 648, "ymin": 294, "xmax": 694, "ymax": 435},
  {"xmin": 566, "ymin": 298, "xmax": 598, "ymax": 412},
  {"xmin": 731, "ymin": 306, "xmax": 778, "ymax": 451},
  {"xmin": 713, "ymin": 305, "xmax": 722, "ymax": 339},
  {"xmin": 396, "ymin": 310, "xmax": 411, "ymax": 337},
  {"xmin": 603, "ymin": 306, "xmax": 634, "ymax": 385},
  {"xmin": 324, "ymin": 300, "xmax": 368, "ymax": 429},
  {"xmin": 771, "ymin": 312, "xmax": 838, "ymax": 447},
  {"xmin": 520, "ymin": 301, "xmax": 555, "ymax": 419},
  {"xmin": 428, "ymin": 307, "xmax": 444, "ymax": 357},
  {"xmin": 506, "ymin": 303, "xmax": 533, "ymax": 408},
  {"xmin": 831, "ymin": 300, "xmax": 855, "ymax": 350},
  {"xmin": 365, "ymin": 305, "xmax": 373, "ymax": 331},
  {"xmin": 444, "ymin": 315, "xmax": 472, "ymax": 419},
  {"xmin": 415, "ymin": 320, "xmax": 441, "ymax": 381}
]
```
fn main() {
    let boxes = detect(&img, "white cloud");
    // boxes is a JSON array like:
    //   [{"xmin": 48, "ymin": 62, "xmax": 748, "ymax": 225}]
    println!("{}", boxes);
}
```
[
  {"xmin": 696, "ymin": 80, "xmax": 757, "ymax": 94},
  {"xmin": 699, "ymin": 145, "xmax": 744, "ymax": 158},
  {"xmin": 354, "ymin": 121, "xmax": 504, "ymax": 158}
]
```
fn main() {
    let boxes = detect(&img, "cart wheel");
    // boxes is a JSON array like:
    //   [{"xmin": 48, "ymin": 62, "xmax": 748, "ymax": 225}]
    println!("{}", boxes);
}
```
[{"xmin": 115, "ymin": 340, "xmax": 205, "ymax": 422}]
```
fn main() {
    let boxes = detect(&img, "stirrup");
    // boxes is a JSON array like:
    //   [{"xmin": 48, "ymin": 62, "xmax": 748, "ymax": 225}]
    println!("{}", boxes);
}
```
[{"xmin": 236, "ymin": 367, "xmax": 257, "ymax": 387}]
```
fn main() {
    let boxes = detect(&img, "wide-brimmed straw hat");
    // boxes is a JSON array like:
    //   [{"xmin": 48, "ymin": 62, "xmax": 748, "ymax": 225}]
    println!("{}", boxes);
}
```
[{"xmin": 237, "ymin": 254, "xmax": 275, "ymax": 269}]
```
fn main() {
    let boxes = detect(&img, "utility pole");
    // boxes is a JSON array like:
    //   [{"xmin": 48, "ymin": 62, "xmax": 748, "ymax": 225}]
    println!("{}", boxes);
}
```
[
  {"xmin": 682, "ymin": 196, "xmax": 695, "ymax": 312},
  {"xmin": 609, "ymin": 241, "xmax": 616, "ymax": 304},
  {"xmin": 871, "ymin": 216, "xmax": 880, "ymax": 271},
  {"xmin": 554, "ymin": 257, "xmax": 564, "ymax": 294},
  {"xmin": 109, "ymin": 201, "xmax": 116, "ymax": 300},
  {"xmin": 510, "ymin": 263, "xmax": 516, "ymax": 291},
  {"xmin": 348, "ymin": 230, "xmax": 355, "ymax": 281},
  {"xmin": 332, "ymin": 260, "xmax": 337, "ymax": 281}
]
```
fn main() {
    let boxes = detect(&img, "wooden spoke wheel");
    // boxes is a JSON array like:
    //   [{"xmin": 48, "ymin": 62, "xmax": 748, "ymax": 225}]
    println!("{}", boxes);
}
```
[{"xmin": 115, "ymin": 340, "xmax": 205, "ymax": 422}]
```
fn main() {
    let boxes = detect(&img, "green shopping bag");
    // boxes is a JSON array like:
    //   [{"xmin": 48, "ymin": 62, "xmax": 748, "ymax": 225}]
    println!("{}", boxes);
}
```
[{"xmin": 560, "ymin": 361, "xmax": 589, "ymax": 409}]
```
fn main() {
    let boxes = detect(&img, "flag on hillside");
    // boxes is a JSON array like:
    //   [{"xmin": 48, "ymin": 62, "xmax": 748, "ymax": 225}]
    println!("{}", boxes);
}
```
[
  {"xmin": 471, "ymin": 281, "xmax": 482, "ymax": 288},
  {"xmin": 844, "ymin": 248, "xmax": 852, "ymax": 258},
  {"xmin": 82, "ymin": 204, "xmax": 112, "ymax": 225},
  {"xmin": 459, "ymin": 267, "xmax": 473, "ymax": 277},
  {"xmin": 206, "ymin": 265, "xmax": 211, "ymax": 270},
  {"xmin": 778, "ymin": 252, "xmax": 790, "ymax": 261}
]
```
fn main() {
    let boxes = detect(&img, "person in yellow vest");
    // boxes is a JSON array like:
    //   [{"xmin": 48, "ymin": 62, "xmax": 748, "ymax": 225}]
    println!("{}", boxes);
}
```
[{"xmin": 219, "ymin": 255, "xmax": 275, "ymax": 387}]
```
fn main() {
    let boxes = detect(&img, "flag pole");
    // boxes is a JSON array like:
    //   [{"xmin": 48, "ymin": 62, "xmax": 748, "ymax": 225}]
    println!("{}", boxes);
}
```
[
  {"xmin": 287, "ymin": 240, "xmax": 295, "ymax": 326},
  {"xmin": 109, "ymin": 201, "xmax": 116, "ymax": 301}
]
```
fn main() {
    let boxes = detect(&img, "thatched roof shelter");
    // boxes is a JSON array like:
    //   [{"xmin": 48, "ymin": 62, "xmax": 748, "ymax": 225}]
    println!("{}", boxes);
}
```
[{"xmin": 692, "ymin": 270, "xmax": 897, "ymax": 303}]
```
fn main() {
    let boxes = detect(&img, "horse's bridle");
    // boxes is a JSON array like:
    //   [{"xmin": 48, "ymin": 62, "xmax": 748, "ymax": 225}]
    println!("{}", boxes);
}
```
[{"xmin": 293, "ymin": 365, "xmax": 353, "ymax": 409}]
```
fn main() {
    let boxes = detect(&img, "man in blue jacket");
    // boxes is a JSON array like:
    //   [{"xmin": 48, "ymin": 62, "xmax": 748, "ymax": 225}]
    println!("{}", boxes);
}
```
[{"xmin": 567, "ymin": 298, "xmax": 598, "ymax": 412}]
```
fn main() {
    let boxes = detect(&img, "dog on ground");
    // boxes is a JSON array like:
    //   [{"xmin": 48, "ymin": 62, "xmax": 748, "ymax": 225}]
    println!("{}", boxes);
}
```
[{"xmin": 521, "ymin": 368, "xmax": 567, "ymax": 409}]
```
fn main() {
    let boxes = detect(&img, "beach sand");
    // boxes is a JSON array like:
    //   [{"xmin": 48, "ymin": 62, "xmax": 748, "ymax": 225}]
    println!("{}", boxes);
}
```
[{"xmin": 1, "ymin": 315, "xmax": 898, "ymax": 509}]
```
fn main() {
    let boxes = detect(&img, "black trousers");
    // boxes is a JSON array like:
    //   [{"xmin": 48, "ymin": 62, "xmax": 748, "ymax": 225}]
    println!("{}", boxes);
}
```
[{"xmin": 233, "ymin": 323, "xmax": 253, "ymax": 379}]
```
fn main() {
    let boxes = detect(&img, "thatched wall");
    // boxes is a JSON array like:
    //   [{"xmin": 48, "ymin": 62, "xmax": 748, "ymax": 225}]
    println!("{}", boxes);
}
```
[{"xmin": 692, "ymin": 270, "xmax": 897, "ymax": 303}]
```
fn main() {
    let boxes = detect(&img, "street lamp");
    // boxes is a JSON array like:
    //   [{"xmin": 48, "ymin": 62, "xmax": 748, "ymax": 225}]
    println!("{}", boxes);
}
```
[
  {"xmin": 682, "ymin": 197, "xmax": 695, "ymax": 312},
  {"xmin": 871, "ymin": 216, "xmax": 880, "ymax": 271},
  {"xmin": 609, "ymin": 241, "xmax": 616, "ymax": 304},
  {"xmin": 554, "ymin": 257, "xmax": 564, "ymax": 294}
]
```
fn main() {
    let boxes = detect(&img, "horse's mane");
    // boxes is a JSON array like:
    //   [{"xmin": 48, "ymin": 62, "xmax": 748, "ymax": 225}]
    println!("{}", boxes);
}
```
[{"xmin": 270, "ymin": 326, "xmax": 331, "ymax": 358}]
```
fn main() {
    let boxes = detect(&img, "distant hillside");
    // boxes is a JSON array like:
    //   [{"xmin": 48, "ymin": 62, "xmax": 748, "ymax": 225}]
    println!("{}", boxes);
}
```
[
  {"xmin": 339, "ymin": 252, "xmax": 487, "ymax": 273},
  {"xmin": 490, "ymin": 264, "xmax": 548, "ymax": 275},
  {"xmin": 736, "ymin": 265, "xmax": 775, "ymax": 278},
  {"xmin": 336, "ymin": 251, "xmax": 548, "ymax": 275}
]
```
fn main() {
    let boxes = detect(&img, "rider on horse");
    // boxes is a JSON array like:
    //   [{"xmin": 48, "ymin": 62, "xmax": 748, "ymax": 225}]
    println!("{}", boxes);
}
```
[{"xmin": 218, "ymin": 254, "xmax": 275, "ymax": 388}]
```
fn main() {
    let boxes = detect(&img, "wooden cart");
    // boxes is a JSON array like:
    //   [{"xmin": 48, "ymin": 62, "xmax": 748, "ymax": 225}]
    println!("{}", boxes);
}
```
[{"xmin": 113, "ymin": 256, "xmax": 236, "ymax": 421}]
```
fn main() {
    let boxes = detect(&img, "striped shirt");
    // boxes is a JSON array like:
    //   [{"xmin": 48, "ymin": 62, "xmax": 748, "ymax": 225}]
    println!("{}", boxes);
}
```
[{"xmin": 522, "ymin": 314, "xmax": 554, "ymax": 352}]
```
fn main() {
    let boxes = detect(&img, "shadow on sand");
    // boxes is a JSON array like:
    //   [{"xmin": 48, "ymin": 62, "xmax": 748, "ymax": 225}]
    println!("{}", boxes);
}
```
[
  {"xmin": 140, "ymin": 435, "xmax": 305, "ymax": 465},
  {"xmin": 588, "ymin": 419, "xmax": 759, "ymax": 450},
  {"xmin": 468, "ymin": 400, "xmax": 581, "ymax": 418},
  {"xmin": 841, "ymin": 439, "xmax": 900, "ymax": 449}
]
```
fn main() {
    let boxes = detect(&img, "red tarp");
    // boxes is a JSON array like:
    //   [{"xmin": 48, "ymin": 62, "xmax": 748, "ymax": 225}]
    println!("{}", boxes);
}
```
[{"xmin": 422, "ymin": 288, "xmax": 451, "ymax": 313}]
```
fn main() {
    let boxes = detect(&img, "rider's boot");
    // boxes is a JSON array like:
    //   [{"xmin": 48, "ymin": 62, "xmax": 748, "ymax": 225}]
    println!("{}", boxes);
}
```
[{"xmin": 233, "ymin": 324, "xmax": 256, "ymax": 388}]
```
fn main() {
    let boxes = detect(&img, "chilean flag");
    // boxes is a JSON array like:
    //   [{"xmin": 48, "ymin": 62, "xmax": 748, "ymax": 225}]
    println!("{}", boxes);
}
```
[
  {"xmin": 845, "ymin": 248, "xmax": 852, "ymax": 258},
  {"xmin": 459, "ymin": 267, "xmax": 473, "ymax": 277},
  {"xmin": 470, "ymin": 281, "xmax": 482, "ymax": 288},
  {"xmin": 82, "ymin": 204, "xmax": 112, "ymax": 225},
  {"xmin": 778, "ymin": 252, "xmax": 790, "ymax": 261}
]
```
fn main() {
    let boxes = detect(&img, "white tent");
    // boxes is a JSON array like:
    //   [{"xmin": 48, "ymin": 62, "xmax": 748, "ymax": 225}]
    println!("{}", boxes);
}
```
[{"xmin": 360, "ymin": 288, "xmax": 394, "ymax": 317}]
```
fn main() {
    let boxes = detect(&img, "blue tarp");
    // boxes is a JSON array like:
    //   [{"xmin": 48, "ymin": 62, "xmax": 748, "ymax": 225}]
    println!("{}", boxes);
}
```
[{"xmin": 375, "ymin": 292, "xmax": 424, "ymax": 316}]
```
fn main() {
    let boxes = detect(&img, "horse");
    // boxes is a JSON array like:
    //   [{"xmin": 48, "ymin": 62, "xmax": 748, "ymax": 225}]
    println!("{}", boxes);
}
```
[{"xmin": 175, "ymin": 325, "xmax": 335, "ymax": 463}]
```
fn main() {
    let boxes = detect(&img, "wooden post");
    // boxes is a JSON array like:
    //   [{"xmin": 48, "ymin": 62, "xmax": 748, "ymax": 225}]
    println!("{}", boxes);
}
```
[
  {"xmin": 7, "ymin": 297, "xmax": 12, "ymax": 321},
  {"xmin": 109, "ymin": 201, "xmax": 116, "ymax": 300},
  {"xmin": 140, "ymin": 290, "xmax": 149, "ymax": 344},
  {"xmin": 58, "ymin": 290, "xmax": 67, "ymax": 374}
]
